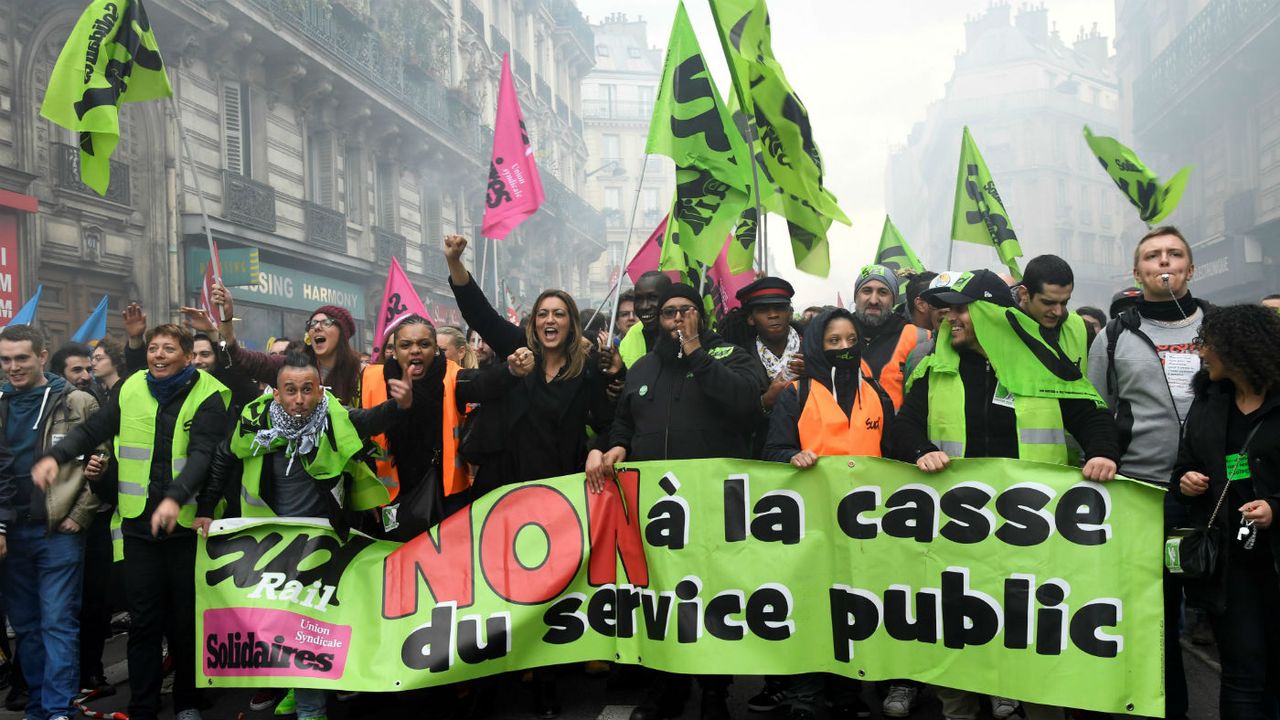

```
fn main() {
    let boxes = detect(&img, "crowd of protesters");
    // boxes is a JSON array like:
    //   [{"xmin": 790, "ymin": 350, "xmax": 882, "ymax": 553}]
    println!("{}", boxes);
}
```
[{"xmin": 0, "ymin": 226, "xmax": 1276, "ymax": 720}]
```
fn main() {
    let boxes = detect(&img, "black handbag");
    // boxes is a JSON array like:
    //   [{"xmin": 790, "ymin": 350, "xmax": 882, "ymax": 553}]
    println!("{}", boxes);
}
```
[
  {"xmin": 381, "ymin": 464, "xmax": 445, "ymax": 542},
  {"xmin": 1165, "ymin": 421, "xmax": 1262, "ymax": 578}
]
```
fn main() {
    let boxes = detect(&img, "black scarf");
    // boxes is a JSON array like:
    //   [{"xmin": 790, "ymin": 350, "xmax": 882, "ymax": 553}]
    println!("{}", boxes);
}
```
[{"xmin": 1138, "ymin": 291, "xmax": 1198, "ymax": 323}]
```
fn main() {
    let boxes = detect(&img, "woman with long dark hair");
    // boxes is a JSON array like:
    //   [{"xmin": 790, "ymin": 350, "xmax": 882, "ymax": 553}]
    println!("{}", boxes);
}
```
[
  {"xmin": 445, "ymin": 234, "xmax": 617, "ymax": 719},
  {"xmin": 1174, "ymin": 304, "xmax": 1280, "ymax": 720},
  {"xmin": 204, "ymin": 285, "xmax": 364, "ymax": 406}
]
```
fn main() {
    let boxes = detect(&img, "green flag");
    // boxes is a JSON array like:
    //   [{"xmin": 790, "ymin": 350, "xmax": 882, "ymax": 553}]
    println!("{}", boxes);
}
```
[
  {"xmin": 875, "ymin": 215, "xmax": 924, "ymax": 293},
  {"xmin": 40, "ymin": 0, "xmax": 171, "ymax": 196},
  {"xmin": 647, "ymin": 1, "xmax": 752, "ymax": 269},
  {"xmin": 1083, "ymin": 126, "xmax": 1191, "ymax": 226},
  {"xmin": 710, "ymin": 0, "xmax": 849, "ymax": 278},
  {"xmin": 951, "ymin": 127, "xmax": 1023, "ymax": 280}
]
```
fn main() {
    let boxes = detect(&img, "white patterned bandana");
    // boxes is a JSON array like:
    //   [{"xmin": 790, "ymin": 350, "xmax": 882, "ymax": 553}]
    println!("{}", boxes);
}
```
[
  {"xmin": 252, "ymin": 394, "xmax": 331, "ymax": 474},
  {"xmin": 757, "ymin": 327, "xmax": 801, "ymax": 380}
]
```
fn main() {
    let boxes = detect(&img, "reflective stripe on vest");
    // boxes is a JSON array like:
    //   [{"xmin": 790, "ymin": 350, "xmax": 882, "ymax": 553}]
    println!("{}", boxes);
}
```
[
  {"xmin": 113, "ymin": 370, "xmax": 231, "ymax": 526},
  {"xmin": 794, "ymin": 378, "xmax": 884, "ymax": 457},
  {"xmin": 926, "ymin": 370, "xmax": 1068, "ymax": 465}
]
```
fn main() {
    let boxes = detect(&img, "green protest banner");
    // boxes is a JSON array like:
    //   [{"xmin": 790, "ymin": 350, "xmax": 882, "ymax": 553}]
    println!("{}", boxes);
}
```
[
  {"xmin": 648, "ymin": 1, "xmax": 752, "ymax": 270},
  {"xmin": 196, "ymin": 457, "xmax": 1164, "ymax": 716},
  {"xmin": 951, "ymin": 127, "xmax": 1024, "ymax": 279},
  {"xmin": 1083, "ymin": 126, "xmax": 1192, "ymax": 226},
  {"xmin": 40, "ymin": 0, "xmax": 172, "ymax": 195}
]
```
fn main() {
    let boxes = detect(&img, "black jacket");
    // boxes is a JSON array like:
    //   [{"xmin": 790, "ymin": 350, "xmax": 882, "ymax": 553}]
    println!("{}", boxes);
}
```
[
  {"xmin": 47, "ymin": 373, "xmax": 227, "ymax": 541},
  {"xmin": 0, "ymin": 436, "xmax": 14, "ymax": 534},
  {"xmin": 888, "ymin": 346, "xmax": 1120, "ymax": 463},
  {"xmin": 609, "ymin": 329, "xmax": 768, "ymax": 461},
  {"xmin": 1173, "ymin": 372, "xmax": 1280, "ymax": 610},
  {"xmin": 764, "ymin": 309, "xmax": 895, "ymax": 463},
  {"xmin": 451, "ymin": 275, "xmax": 615, "ymax": 493}
]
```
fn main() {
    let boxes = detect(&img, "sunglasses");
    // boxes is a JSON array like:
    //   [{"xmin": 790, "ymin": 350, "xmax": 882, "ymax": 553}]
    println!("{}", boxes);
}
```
[{"xmin": 660, "ymin": 305, "xmax": 699, "ymax": 319}]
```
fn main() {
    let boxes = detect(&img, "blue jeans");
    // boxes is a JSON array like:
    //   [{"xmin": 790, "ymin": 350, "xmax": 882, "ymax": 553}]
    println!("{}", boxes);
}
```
[
  {"xmin": 2, "ymin": 523, "xmax": 85, "ymax": 720},
  {"xmin": 295, "ymin": 688, "xmax": 328, "ymax": 719}
]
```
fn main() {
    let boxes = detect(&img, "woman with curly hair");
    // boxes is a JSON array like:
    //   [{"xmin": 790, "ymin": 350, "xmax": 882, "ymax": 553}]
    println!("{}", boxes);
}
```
[{"xmin": 1174, "ymin": 303, "xmax": 1280, "ymax": 720}]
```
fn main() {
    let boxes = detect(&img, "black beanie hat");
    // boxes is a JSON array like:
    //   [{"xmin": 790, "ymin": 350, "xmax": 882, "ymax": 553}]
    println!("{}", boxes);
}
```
[{"xmin": 658, "ymin": 283, "xmax": 704, "ymax": 317}]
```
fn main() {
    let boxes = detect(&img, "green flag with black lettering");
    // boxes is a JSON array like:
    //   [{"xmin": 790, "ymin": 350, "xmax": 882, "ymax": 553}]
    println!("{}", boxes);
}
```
[
  {"xmin": 951, "ymin": 127, "xmax": 1023, "ymax": 280},
  {"xmin": 647, "ymin": 1, "xmax": 752, "ymax": 269},
  {"xmin": 1083, "ymin": 126, "xmax": 1191, "ymax": 226},
  {"xmin": 40, "ymin": 0, "xmax": 171, "ymax": 196},
  {"xmin": 875, "ymin": 215, "xmax": 924, "ymax": 293},
  {"xmin": 710, "ymin": 0, "xmax": 849, "ymax": 278}
]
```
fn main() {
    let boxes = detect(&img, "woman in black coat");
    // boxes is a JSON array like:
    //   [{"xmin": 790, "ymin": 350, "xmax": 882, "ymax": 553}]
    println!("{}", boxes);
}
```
[
  {"xmin": 444, "ymin": 235, "xmax": 617, "ymax": 499},
  {"xmin": 1173, "ymin": 304, "xmax": 1280, "ymax": 720}
]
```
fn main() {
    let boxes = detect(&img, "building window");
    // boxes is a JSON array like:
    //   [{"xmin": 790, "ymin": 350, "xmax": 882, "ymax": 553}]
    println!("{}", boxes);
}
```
[
  {"xmin": 602, "ymin": 134, "xmax": 621, "ymax": 162},
  {"xmin": 605, "ymin": 186, "xmax": 623, "ymax": 227},
  {"xmin": 344, "ymin": 145, "xmax": 364, "ymax": 224},
  {"xmin": 596, "ymin": 44, "xmax": 609, "ymax": 56},
  {"xmin": 308, "ymin": 128, "xmax": 336, "ymax": 208},
  {"xmin": 375, "ymin": 160, "xmax": 398, "ymax": 230},
  {"xmin": 222, "ymin": 81, "xmax": 252, "ymax": 177}
]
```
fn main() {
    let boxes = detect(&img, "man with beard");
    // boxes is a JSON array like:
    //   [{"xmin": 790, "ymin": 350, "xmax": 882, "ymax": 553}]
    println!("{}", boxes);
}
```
[
  {"xmin": 851, "ymin": 264, "xmax": 927, "ymax": 410},
  {"xmin": 588, "ymin": 283, "xmax": 768, "ymax": 720},
  {"xmin": 618, "ymin": 271, "xmax": 673, "ymax": 369},
  {"xmin": 50, "ymin": 342, "xmax": 96, "ymax": 397}
]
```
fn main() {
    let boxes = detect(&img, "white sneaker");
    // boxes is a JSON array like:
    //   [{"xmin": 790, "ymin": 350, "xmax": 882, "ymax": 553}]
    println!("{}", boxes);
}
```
[
  {"xmin": 991, "ymin": 697, "xmax": 1019, "ymax": 720},
  {"xmin": 882, "ymin": 685, "xmax": 918, "ymax": 718}
]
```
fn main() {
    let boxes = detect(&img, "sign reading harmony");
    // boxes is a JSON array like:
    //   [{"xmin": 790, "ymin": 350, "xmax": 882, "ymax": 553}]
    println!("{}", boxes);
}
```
[{"xmin": 196, "ymin": 457, "xmax": 1164, "ymax": 716}]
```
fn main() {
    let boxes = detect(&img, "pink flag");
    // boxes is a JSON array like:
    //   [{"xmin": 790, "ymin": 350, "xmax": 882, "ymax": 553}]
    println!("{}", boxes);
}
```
[
  {"xmin": 709, "ymin": 241, "xmax": 756, "ymax": 313},
  {"xmin": 625, "ymin": 216, "xmax": 667, "ymax": 283},
  {"xmin": 482, "ymin": 54, "xmax": 545, "ymax": 240},
  {"xmin": 372, "ymin": 257, "xmax": 432, "ymax": 355}
]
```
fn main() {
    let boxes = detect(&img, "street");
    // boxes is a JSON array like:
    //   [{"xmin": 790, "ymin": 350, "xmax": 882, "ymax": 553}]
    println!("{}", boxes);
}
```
[{"xmin": 0, "ymin": 633, "xmax": 1223, "ymax": 720}]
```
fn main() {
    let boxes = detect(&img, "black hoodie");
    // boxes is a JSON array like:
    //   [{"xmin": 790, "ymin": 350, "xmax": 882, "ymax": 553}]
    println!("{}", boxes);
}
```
[{"xmin": 763, "ymin": 309, "xmax": 894, "ymax": 463}]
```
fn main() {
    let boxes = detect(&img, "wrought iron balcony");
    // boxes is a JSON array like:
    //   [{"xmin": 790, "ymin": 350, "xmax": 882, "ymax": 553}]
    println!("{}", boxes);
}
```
[
  {"xmin": 374, "ymin": 226, "xmax": 407, "ymax": 265},
  {"xmin": 490, "ymin": 26, "xmax": 510, "ymax": 56},
  {"xmin": 422, "ymin": 248, "xmax": 449, "ymax": 279},
  {"xmin": 243, "ymin": 0, "xmax": 482, "ymax": 152},
  {"xmin": 1133, "ymin": 0, "xmax": 1280, "ymax": 129},
  {"xmin": 52, "ymin": 142, "xmax": 130, "ymax": 205},
  {"xmin": 221, "ymin": 170, "xmax": 276, "ymax": 233},
  {"xmin": 462, "ymin": 0, "xmax": 484, "ymax": 30},
  {"xmin": 514, "ymin": 51, "xmax": 532, "ymax": 81},
  {"xmin": 304, "ymin": 201, "xmax": 347, "ymax": 252},
  {"xmin": 581, "ymin": 99, "xmax": 654, "ymax": 122},
  {"xmin": 541, "ymin": 172, "xmax": 606, "ymax": 240}
]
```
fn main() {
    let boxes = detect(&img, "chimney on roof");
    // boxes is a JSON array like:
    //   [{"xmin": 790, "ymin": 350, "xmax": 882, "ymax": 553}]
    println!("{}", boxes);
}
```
[
  {"xmin": 965, "ymin": 2, "xmax": 1012, "ymax": 52},
  {"xmin": 1015, "ymin": 2, "xmax": 1048, "ymax": 42},
  {"xmin": 1073, "ymin": 22, "xmax": 1109, "ymax": 66}
]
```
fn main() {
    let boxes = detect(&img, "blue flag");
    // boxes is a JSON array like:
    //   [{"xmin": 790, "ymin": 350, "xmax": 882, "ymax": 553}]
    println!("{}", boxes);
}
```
[
  {"xmin": 71, "ymin": 294, "xmax": 109, "ymax": 343},
  {"xmin": 6, "ymin": 285, "xmax": 42, "ymax": 327}
]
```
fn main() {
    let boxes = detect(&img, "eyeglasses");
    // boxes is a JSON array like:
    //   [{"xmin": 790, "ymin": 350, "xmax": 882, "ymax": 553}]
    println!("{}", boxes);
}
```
[
  {"xmin": 660, "ymin": 305, "xmax": 698, "ymax": 319},
  {"xmin": 306, "ymin": 318, "xmax": 337, "ymax": 331}
]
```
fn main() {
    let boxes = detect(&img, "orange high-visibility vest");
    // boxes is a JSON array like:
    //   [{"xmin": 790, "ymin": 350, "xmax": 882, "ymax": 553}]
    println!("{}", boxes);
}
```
[
  {"xmin": 361, "ymin": 360, "xmax": 472, "ymax": 499},
  {"xmin": 794, "ymin": 377, "xmax": 884, "ymax": 457},
  {"xmin": 871, "ymin": 325, "xmax": 928, "ymax": 411}
]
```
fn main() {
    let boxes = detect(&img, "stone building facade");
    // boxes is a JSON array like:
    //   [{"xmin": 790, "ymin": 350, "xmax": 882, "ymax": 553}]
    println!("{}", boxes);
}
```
[{"xmin": 1, "ymin": 0, "xmax": 602, "ymax": 348}]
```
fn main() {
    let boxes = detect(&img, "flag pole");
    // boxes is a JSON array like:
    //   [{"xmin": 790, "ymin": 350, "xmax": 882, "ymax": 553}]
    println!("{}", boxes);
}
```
[
  {"xmin": 601, "ymin": 155, "xmax": 652, "ymax": 343},
  {"xmin": 169, "ymin": 94, "xmax": 228, "ymax": 322},
  {"xmin": 946, "ymin": 237, "xmax": 955, "ymax": 270}
]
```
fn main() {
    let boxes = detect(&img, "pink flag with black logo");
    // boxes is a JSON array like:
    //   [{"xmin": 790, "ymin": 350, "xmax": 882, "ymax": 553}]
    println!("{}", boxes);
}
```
[
  {"xmin": 372, "ymin": 257, "xmax": 431, "ymax": 355},
  {"xmin": 625, "ymin": 216, "xmax": 669, "ymax": 283},
  {"xmin": 482, "ymin": 54, "xmax": 544, "ymax": 240}
]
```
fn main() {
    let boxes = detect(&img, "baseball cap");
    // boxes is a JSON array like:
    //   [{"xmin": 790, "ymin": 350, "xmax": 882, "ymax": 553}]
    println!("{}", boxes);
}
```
[{"xmin": 922, "ymin": 269, "xmax": 1016, "ymax": 309}]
